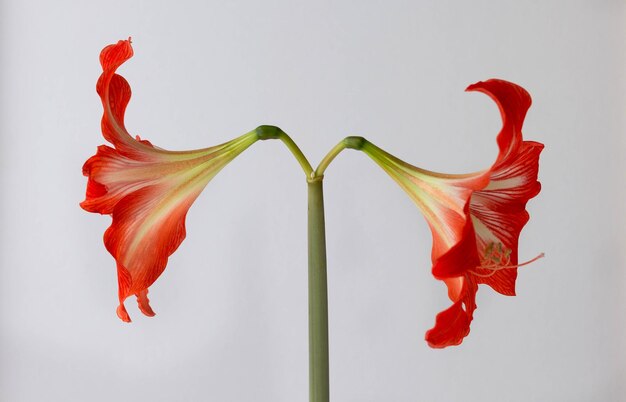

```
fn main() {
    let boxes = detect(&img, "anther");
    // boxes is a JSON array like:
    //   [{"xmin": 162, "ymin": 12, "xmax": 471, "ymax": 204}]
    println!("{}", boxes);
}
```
[{"xmin": 469, "ymin": 242, "xmax": 544, "ymax": 278}]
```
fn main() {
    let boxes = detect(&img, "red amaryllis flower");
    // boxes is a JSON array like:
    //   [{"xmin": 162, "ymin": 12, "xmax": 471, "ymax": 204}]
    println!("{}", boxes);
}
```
[
  {"xmin": 358, "ymin": 79, "xmax": 544, "ymax": 348},
  {"xmin": 81, "ymin": 39, "xmax": 258, "ymax": 322}
]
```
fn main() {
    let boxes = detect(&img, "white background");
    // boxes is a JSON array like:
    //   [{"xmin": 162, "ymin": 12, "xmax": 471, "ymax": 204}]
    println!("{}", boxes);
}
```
[{"xmin": 1, "ymin": 1, "xmax": 624, "ymax": 401}]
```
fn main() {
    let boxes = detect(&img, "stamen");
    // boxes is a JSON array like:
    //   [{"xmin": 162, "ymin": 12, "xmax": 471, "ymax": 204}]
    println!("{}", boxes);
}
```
[{"xmin": 469, "ymin": 241, "xmax": 545, "ymax": 278}]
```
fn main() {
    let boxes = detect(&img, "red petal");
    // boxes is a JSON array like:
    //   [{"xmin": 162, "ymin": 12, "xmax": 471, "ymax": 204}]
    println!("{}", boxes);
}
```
[
  {"xmin": 425, "ymin": 278, "xmax": 478, "ymax": 348},
  {"xmin": 80, "ymin": 144, "xmax": 162, "ymax": 214},
  {"xmin": 84, "ymin": 40, "xmax": 260, "ymax": 322},
  {"xmin": 116, "ymin": 263, "xmax": 132, "ymax": 322},
  {"xmin": 431, "ymin": 202, "xmax": 480, "ymax": 279},
  {"xmin": 96, "ymin": 39, "xmax": 154, "ymax": 157},
  {"xmin": 117, "ymin": 304, "xmax": 131, "ymax": 322},
  {"xmin": 476, "ymin": 268, "xmax": 518, "ymax": 296},
  {"xmin": 136, "ymin": 289, "xmax": 156, "ymax": 317},
  {"xmin": 466, "ymin": 79, "xmax": 532, "ymax": 165},
  {"xmin": 97, "ymin": 74, "xmax": 133, "ymax": 150},
  {"xmin": 99, "ymin": 38, "xmax": 133, "ymax": 73},
  {"xmin": 470, "ymin": 141, "xmax": 543, "ymax": 294},
  {"xmin": 104, "ymin": 185, "xmax": 202, "ymax": 319}
]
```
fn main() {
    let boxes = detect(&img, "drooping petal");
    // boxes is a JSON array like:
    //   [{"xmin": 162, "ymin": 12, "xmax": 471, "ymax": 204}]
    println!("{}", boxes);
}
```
[
  {"xmin": 358, "ymin": 140, "xmax": 490, "ymax": 348},
  {"xmin": 425, "ymin": 277, "xmax": 478, "ymax": 348},
  {"xmin": 106, "ymin": 184, "xmax": 201, "ymax": 321},
  {"xmin": 355, "ymin": 79, "xmax": 543, "ymax": 348},
  {"xmin": 82, "ymin": 39, "xmax": 259, "ymax": 321},
  {"xmin": 82, "ymin": 133, "xmax": 257, "ymax": 321}
]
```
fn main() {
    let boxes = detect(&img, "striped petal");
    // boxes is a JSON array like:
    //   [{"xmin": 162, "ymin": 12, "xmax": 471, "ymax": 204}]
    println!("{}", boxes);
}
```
[
  {"xmin": 466, "ymin": 80, "xmax": 543, "ymax": 296},
  {"xmin": 96, "ymin": 39, "xmax": 148, "ymax": 157},
  {"xmin": 82, "ymin": 39, "xmax": 258, "ymax": 321},
  {"xmin": 425, "ymin": 276, "xmax": 477, "ymax": 348},
  {"xmin": 360, "ymin": 141, "xmax": 489, "ymax": 264},
  {"xmin": 360, "ymin": 142, "xmax": 487, "ymax": 349},
  {"xmin": 431, "ymin": 80, "xmax": 543, "ymax": 346},
  {"xmin": 466, "ymin": 79, "xmax": 531, "ymax": 165},
  {"xmin": 358, "ymin": 79, "xmax": 543, "ymax": 348},
  {"xmin": 469, "ymin": 141, "xmax": 543, "ymax": 295}
]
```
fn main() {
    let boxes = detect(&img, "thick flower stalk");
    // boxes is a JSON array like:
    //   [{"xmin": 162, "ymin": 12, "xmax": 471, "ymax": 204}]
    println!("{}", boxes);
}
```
[
  {"xmin": 81, "ymin": 39, "xmax": 258, "ymax": 322},
  {"xmin": 350, "ymin": 79, "xmax": 544, "ymax": 348}
]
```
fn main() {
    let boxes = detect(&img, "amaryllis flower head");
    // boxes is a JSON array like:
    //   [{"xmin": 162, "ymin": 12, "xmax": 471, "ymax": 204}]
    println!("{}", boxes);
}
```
[
  {"xmin": 81, "ymin": 39, "xmax": 258, "ymax": 322},
  {"xmin": 354, "ymin": 79, "xmax": 544, "ymax": 348}
]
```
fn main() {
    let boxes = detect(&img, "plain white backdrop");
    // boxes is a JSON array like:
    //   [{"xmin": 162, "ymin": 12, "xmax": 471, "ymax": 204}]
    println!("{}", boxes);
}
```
[{"xmin": 1, "ymin": 1, "xmax": 624, "ymax": 401}]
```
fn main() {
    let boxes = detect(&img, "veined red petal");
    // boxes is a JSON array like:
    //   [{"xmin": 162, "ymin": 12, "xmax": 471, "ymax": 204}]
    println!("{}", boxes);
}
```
[
  {"xmin": 466, "ymin": 79, "xmax": 532, "ymax": 165},
  {"xmin": 470, "ymin": 141, "xmax": 544, "ymax": 295},
  {"xmin": 80, "ymin": 144, "xmax": 153, "ymax": 214},
  {"xmin": 425, "ymin": 277, "xmax": 478, "ymax": 348},
  {"xmin": 82, "ymin": 39, "xmax": 259, "ymax": 321},
  {"xmin": 96, "ymin": 39, "xmax": 154, "ymax": 157},
  {"xmin": 81, "ymin": 144, "xmax": 178, "ymax": 215},
  {"xmin": 100, "ymin": 38, "xmax": 133, "ymax": 73},
  {"xmin": 425, "ymin": 301, "xmax": 470, "ymax": 348},
  {"xmin": 104, "ymin": 180, "xmax": 205, "ymax": 319},
  {"xmin": 81, "ymin": 133, "xmax": 256, "ymax": 320},
  {"xmin": 357, "ymin": 79, "xmax": 543, "ymax": 348},
  {"xmin": 96, "ymin": 74, "xmax": 135, "ymax": 153},
  {"xmin": 360, "ymin": 141, "xmax": 489, "ymax": 260},
  {"xmin": 431, "ymin": 203, "xmax": 480, "ymax": 279}
]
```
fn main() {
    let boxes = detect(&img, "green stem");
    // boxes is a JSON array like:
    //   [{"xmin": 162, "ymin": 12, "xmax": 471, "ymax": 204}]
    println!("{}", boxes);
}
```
[
  {"xmin": 256, "ymin": 125, "xmax": 314, "ymax": 178},
  {"xmin": 315, "ymin": 141, "xmax": 346, "ymax": 177},
  {"xmin": 280, "ymin": 131, "xmax": 314, "ymax": 178},
  {"xmin": 307, "ymin": 179, "xmax": 329, "ymax": 402},
  {"xmin": 315, "ymin": 136, "xmax": 366, "ymax": 176},
  {"xmin": 257, "ymin": 125, "xmax": 357, "ymax": 401}
]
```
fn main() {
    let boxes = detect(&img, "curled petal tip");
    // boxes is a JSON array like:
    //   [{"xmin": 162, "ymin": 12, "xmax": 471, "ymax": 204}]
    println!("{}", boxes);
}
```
[
  {"xmin": 465, "ymin": 79, "xmax": 532, "ymax": 115},
  {"xmin": 464, "ymin": 80, "xmax": 483, "ymax": 92},
  {"xmin": 139, "ymin": 305, "xmax": 156, "ymax": 317},
  {"xmin": 99, "ymin": 38, "xmax": 134, "ymax": 72},
  {"xmin": 424, "ymin": 300, "xmax": 472, "ymax": 348},
  {"xmin": 137, "ymin": 290, "xmax": 156, "ymax": 317},
  {"xmin": 117, "ymin": 304, "xmax": 131, "ymax": 323}
]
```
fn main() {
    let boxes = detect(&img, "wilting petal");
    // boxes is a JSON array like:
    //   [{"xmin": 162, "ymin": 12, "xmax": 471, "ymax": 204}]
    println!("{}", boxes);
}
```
[{"xmin": 82, "ymin": 39, "xmax": 259, "ymax": 321}]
